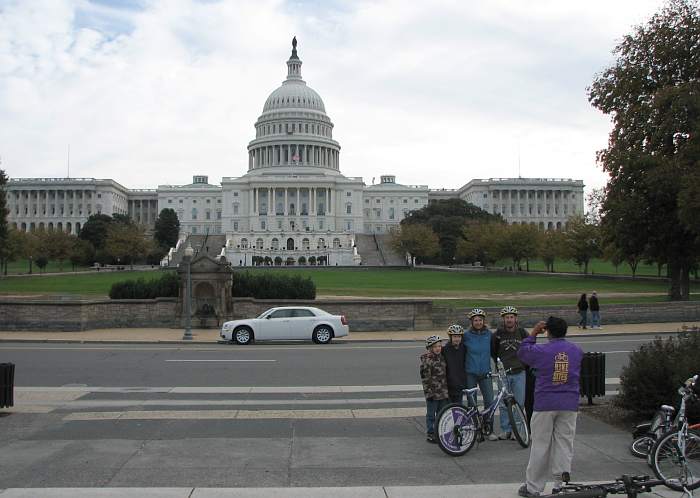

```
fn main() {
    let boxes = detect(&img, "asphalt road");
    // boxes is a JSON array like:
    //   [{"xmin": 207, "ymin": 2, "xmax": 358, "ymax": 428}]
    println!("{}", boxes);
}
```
[
  {"xmin": 0, "ymin": 334, "xmax": 668, "ymax": 488},
  {"xmin": 0, "ymin": 333, "xmax": 668, "ymax": 387}
]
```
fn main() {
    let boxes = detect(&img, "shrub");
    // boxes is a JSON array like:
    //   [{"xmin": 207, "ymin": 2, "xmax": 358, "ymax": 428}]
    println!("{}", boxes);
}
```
[
  {"xmin": 617, "ymin": 333, "xmax": 700, "ymax": 422},
  {"xmin": 232, "ymin": 271, "xmax": 316, "ymax": 299},
  {"xmin": 109, "ymin": 272, "xmax": 179, "ymax": 299}
]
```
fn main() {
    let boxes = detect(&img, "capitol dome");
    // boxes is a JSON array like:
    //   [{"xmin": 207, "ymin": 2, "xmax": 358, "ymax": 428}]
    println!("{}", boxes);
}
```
[{"xmin": 261, "ymin": 38, "xmax": 326, "ymax": 114}]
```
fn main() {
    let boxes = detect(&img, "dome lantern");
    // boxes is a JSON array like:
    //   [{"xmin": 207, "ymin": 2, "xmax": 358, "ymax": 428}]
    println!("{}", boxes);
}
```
[{"xmin": 286, "ymin": 36, "xmax": 303, "ymax": 82}]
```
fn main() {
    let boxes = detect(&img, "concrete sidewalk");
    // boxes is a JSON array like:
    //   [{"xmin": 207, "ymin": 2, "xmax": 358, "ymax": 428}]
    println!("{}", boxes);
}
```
[
  {"xmin": 0, "ymin": 484, "xmax": 685, "ymax": 497},
  {"xmin": 0, "ymin": 322, "xmax": 694, "ymax": 344}
]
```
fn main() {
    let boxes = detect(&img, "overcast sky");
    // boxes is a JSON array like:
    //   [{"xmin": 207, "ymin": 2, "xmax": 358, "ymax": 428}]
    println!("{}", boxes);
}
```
[{"xmin": 0, "ymin": 0, "xmax": 666, "ymax": 196}]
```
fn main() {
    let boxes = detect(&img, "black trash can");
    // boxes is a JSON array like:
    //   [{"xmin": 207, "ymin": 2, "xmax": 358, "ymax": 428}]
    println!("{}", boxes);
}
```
[
  {"xmin": 0, "ymin": 363, "xmax": 15, "ymax": 408},
  {"xmin": 579, "ymin": 352, "xmax": 605, "ymax": 405}
]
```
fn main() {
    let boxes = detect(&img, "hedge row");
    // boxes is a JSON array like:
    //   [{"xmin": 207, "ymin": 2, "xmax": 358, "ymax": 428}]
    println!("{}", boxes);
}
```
[
  {"xmin": 232, "ymin": 271, "xmax": 316, "ymax": 299},
  {"xmin": 617, "ymin": 332, "xmax": 699, "ymax": 422},
  {"xmin": 109, "ymin": 272, "xmax": 179, "ymax": 299}
]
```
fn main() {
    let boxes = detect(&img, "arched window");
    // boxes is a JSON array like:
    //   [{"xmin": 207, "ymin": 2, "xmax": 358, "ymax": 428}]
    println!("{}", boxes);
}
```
[
  {"xmin": 302, "ymin": 238, "xmax": 310, "ymax": 250},
  {"xmin": 333, "ymin": 238, "xmax": 340, "ymax": 248},
  {"xmin": 271, "ymin": 238, "xmax": 279, "ymax": 250},
  {"xmin": 286, "ymin": 238, "xmax": 294, "ymax": 250},
  {"xmin": 317, "ymin": 238, "xmax": 325, "ymax": 249},
  {"xmin": 255, "ymin": 238, "xmax": 264, "ymax": 249},
  {"xmin": 241, "ymin": 238, "xmax": 249, "ymax": 249}
]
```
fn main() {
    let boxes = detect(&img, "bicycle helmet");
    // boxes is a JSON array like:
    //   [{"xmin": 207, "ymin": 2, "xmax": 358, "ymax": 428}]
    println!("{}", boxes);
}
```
[
  {"xmin": 500, "ymin": 306, "xmax": 518, "ymax": 317},
  {"xmin": 447, "ymin": 324, "xmax": 464, "ymax": 336},
  {"xmin": 425, "ymin": 335, "xmax": 442, "ymax": 349},
  {"xmin": 468, "ymin": 308, "xmax": 486, "ymax": 320}
]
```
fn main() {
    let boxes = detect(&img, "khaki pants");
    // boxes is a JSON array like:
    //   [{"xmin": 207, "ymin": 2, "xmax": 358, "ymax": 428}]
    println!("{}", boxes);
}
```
[{"xmin": 525, "ymin": 410, "xmax": 578, "ymax": 494}]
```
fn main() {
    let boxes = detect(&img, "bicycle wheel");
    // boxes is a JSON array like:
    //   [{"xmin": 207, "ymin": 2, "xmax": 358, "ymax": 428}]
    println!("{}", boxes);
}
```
[
  {"xmin": 436, "ymin": 403, "xmax": 477, "ymax": 457},
  {"xmin": 507, "ymin": 400, "xmax": 530, "ymax": 448},
  {"xmin": 651, "ymin": 429, "xmax": 700, "ymax": 491},
  {"xmin": 630, "ymin": 435, "xmax": 654, "ymax": 459}
]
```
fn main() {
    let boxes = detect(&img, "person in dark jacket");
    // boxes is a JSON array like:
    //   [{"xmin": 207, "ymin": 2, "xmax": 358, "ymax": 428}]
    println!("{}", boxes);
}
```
[
  {"xmin": 491, "ymin": 305, "xmax": 528, "ymax": 440},
  {"xmin": 589, "ymin": 291, "xmax": 601, "ymax": 329},
  {"xmin": 576, "ymin": 293, "xmax": 588, "ymax": 329},
  {"xmin": 420, "ymin": 335, "xmax": 449, "ymax": 443},
  {"xmin": 442, "ymin": 324, "xmax": 468, "ymax": 404}
]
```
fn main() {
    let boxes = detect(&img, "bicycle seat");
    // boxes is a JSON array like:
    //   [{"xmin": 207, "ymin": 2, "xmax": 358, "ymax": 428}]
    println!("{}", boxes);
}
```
[
  {"xmin": 660, "ymin": 405, "xmax": 675, "ymax": 412},
  {"xmin": 462, "ymin": 387, "xmax": 479, "ymax": 395}
]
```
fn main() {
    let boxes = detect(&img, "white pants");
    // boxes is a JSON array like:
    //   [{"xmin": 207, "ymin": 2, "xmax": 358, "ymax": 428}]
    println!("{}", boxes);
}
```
[{"xmin": 525, "ymin": 410, "xmax": 578, "ymax": 494}]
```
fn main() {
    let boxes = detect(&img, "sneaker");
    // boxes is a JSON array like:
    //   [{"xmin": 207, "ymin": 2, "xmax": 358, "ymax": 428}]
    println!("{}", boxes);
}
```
[
  {"xmin": 518, "ymin": 484, "xmax": 540, "ymax": 497},
  {"xmin": 487, "ymin": 433, "xmax": 498, "ymax": 441},
  {"xmin": 498, "ymin": 432, "xmax": 512, "ymax": 440},
  {"xmin": 426, "ymin": 433, "xmax": 436, "ymax": 444}
]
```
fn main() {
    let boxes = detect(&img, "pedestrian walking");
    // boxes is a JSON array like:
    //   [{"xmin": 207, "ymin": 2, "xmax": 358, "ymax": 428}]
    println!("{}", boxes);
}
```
[
  {"xmin": 589, "ymin": 291, "xmax": 601, "ymax": 329},
  {"xmin": 442, "ymin": 324, "xmax": 468, "ymax": 404},
  {"xmin": 576, "ymin": 293, "xmax": 588, "ymax": 329},
  {"xmin": 516, "ymin": 317, "xmax": 584, "ymax": 497},
  {"xmin": 463, "ymin": 308, "xmax": 497, "ymax": 441},
  {"xmin": 420, "ymin": 335, "xmax": 449, "ymax": 443},
  {"xmin": 491, "ymin": 306, "xmax": 528, "ymax": 440}
]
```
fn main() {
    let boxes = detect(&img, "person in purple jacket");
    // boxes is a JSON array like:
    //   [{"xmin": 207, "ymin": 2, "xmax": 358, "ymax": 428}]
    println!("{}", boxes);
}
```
[{"xmin": 516, "ymin": 316, "xmax": 583, "ymax": 498}]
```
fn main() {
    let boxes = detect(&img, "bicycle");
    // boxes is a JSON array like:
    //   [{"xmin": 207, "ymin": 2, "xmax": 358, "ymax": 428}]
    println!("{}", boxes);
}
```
[
  {"xmin": 436, "ymin": 358, "xmax": 530, "ymax": 456},
  {"xmin": 649, "ymin": 374, "xmax": 700, "ymax": 492},
  {"xmin": 630, "ymin": 403, "xmax": 700, "ymax": 462},
  {"xmin": 539, "ymin": 472, "xmax": 674, "ymax": 498}
]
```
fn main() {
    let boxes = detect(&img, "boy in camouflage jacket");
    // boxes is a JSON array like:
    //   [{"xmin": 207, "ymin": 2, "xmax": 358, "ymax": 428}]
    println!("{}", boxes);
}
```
[{"xmin": 420, "ymin": 335, "xmax": 449, "ymax": 443}]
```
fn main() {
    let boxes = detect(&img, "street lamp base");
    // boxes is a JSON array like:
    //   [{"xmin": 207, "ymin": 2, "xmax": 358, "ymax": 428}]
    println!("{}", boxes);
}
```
[{"xmin": 182, "ymin": 331, "xmax": 193, "ymax": 341}]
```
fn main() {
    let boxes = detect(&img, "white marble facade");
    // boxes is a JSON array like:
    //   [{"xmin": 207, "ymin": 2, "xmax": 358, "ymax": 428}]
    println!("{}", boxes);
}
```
[{"xmin": 5, "ymin": 39, "xmax": 584, "ymax": 265}]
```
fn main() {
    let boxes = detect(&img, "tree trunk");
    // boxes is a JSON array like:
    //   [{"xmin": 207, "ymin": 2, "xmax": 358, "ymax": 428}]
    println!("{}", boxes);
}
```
[
  {"xmin": 526, "ymin": 259, "xmax": 530, "ymax": 272},
  {"xmin": 668, "ymin": 260, "xmax": 682, "ymax": 300},
  {"xmin": 584, "ymin": 260, "xmax": 589, "ymax": 275},
  {"xmin": 680, "ymin": 262, "xmax": 691, "ymax": 301}
]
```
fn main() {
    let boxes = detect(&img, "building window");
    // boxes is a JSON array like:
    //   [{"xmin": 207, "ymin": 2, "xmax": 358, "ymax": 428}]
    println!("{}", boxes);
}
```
[
  {"xmin": 217, "ymin": 210, "xmax": 221, "ymax": 220},
  {"xmin": 365, "ymin": 199, "xmax": 369, "ymax": 204},
  {"xmin": 192, "ymin": 208, "xmax": 197, "ymax": 220},
  {"xmin": 240, "ymin": 237, "xmax": 247, "ymax": 248},
  {"xmin": 233, "ymin": 192, "xmax": 238, "ymax": 197},
  {"xmin": 206, "ymin": 211, "xmax": 211, "ymax": 220},
  {"xmin": 193, "ymin": 200, "xmax": 197, "ymax": 204},
  {"xmin": 233, "ymin": 203, "xmax": 239, "ymax": 215},
  {"xmin": 376, "ymin": 199, "xmax": 380, "ymax": 204},
  {"xmin": 346, "ymin": 192, "xmax": 351, "ymax": 197},
  {"xmin": 261, "ymin": 221, "xmax": 266, "ymax": 230},
  {"xmin": 389, "ymin": 208, "xmax": 395, "ymax": 220},
  {"xmin": 192, "ymin": 226, "xmax": 198, "ymax": 234},
  {"xmin": 403, "ymin": 199, "xmax": 408, "ymax": 204},
  {"xmin": 233, "ymin": 221, "xmax": 239, "ymax": 231},
  {"xmin": 168, "ymin": 199, "xmax": 172, "ymax": 204},
  {"xmin": 346, "ymin": 203, "xmax": 352, "ymax": 214}
]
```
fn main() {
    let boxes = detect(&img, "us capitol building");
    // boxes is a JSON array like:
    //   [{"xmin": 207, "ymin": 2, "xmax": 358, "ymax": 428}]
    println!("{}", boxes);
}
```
[{"xmin": 5, "ymin": 39, "xmax": 584, "ymax": 266}]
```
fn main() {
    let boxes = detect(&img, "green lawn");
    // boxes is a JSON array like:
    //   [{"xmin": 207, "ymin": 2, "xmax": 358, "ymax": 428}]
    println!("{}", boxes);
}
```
[
  {"xmin": 1, "ymin": 267, "xmax": 697, "ymax": 304},
  {"xmin": 493, "ymin": 258, "xmax": 665, "ymax": 276}
]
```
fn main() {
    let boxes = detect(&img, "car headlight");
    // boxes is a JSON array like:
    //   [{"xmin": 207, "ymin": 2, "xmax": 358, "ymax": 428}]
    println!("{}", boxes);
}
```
[{"xmin": 222, "ymin": 323, "xmax": 234, "ymax": 331}]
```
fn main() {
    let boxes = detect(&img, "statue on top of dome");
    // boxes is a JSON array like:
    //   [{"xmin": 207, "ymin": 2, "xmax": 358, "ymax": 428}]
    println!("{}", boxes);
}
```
[{"xmin": 291, "ymin": 36, "xmax": 298, "ymax": 59}]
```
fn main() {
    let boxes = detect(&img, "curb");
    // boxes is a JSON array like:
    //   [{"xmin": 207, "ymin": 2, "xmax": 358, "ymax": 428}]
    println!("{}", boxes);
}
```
[{"xmin": 0, "ymin": 330, "xmax": 680, "ymax": 345}]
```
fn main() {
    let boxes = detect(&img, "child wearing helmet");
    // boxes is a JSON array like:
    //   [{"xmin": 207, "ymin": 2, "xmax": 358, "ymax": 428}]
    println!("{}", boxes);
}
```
[
  {"xmin": 442, "ymin": 324, "xmax": 468, "ymax": 404},
  {"xmin": 492, "ymin": 305, "xmax": 528, "ymax": 440},
  {"xmin": 419, "ymin": 335, "xmax": 449, "ymax": 443},
  {"xmin": 463, "ymin": 308, "xmax": 497, "ymax": 441}
]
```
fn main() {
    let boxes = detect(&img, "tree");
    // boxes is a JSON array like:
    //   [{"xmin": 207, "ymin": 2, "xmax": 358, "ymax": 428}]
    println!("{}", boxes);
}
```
[
  {"xmin": 456, "ymin": 221, "xmax": 505, "ymax": 267},
  {"xmin": 35, "ymin": 255, "xmax": 48, "ymax": 273},
  {"xmin": 2, "ymin": 229, "xmax": 26, "ymax": 275},
  {"xmin": 498, "ymin": 224, "xmax": 541, "ymax": 271},
  {"xmin": 0, "ymin": 169, "xmax": 9, "ymax": 274},
  {"xmin": 390, "ymin": 224, "xmax": 440, "ymax": 266},
  {"xmin": 588, "ymin": 0, "xmax": 700, "ymax": 299},
  {"xmin": 154, "ymin": 208, "xmax": 180, "ymax": 249},
  {"xmin": 539, "ymin": 229, "xmax": 566, "ymax": 272},
  {"xmin": 104, "ymin": 223, "xmax": 150, "ymax": 269},
  {"xmin": 562, "ymin": 216, "xmax": 602, "ymax": 274},
  {"xmin": 70, "ymin": 238, "xmax": 95, "ymax": 271},
  {"xmin": 79, "ymin": 214, "xmax": 113, "ymax": 250},
  {"xmin": 402, "ymin": 198, "xmax": 501, "ymax": 264},
  {"xmin": 38, "ymin": 230, "xmax": 76, "ymax": 271}
]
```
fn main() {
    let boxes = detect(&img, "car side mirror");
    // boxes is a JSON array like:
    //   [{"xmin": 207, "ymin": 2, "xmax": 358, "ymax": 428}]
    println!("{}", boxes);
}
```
[{"xmin": 266, "ymin": 315, "xmax": 271, "ymax": 319}]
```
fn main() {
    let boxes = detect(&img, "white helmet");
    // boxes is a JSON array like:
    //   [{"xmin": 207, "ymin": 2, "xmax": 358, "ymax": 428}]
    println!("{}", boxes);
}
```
[
  {"xmin": 425, "ymin": 335, "xmax": 442, "ymax": 349},
  {"xmin": 447, "ymin": 324, "xmax": 464, "ymax": 336}
]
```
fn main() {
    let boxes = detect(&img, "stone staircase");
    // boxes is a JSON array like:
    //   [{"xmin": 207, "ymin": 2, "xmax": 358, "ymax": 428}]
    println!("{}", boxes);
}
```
[
  {"xmin": 167, "ymin": 234, "xmax": 227, "ymax": 267},
  {"xmin": 355, "ymin": 233, "xmax": 406, "ymax": 266},
  {"xmin": 375, "ymin": 234, "xmax": 407, "ymax": 266}
]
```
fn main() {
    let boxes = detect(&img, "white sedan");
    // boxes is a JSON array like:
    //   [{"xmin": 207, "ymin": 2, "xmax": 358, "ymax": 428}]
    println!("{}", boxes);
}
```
[{"xmin": 220, "ymin": 306, "xmax": 349, "ymax": 345}]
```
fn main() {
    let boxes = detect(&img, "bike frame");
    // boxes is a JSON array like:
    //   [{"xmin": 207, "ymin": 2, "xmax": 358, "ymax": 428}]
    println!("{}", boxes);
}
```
[{"xmin": 463, "ymin": 363, "xmax": 514, "ymax": 434}]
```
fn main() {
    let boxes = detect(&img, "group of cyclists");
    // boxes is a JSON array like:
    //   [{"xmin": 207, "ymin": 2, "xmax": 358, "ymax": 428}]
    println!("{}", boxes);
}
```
[
  {"xmin": 420, "ymin": 307, "xmax": 586, "ymax": 497},
  {"xmin": 419, "ymin": 306, "xmax": 529, "ymax": 444}
]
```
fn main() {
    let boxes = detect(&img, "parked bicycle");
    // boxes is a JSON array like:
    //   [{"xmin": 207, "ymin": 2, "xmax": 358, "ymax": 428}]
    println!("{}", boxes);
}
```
[
  {"xmin": 630, "ymin": 403, "xmax": 700, "ymax": 464},
  {"xmin": 436, "ymin": 358, "xmax": 529, "ymax": 456},
  {"xmin": 539, "ymin": 472, "xmax": 671, "ymax": 498},
  {"xmin": 648, "ymin": 374, "xmax": 700, "ymax": 492}
]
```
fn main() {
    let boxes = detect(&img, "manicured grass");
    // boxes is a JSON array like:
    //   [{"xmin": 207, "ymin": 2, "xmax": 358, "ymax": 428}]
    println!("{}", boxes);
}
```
[
  {"xmin": 493, "ymin": 258, "xmax": 665, "ymax": 276},
  {"xmin": 0, "ymin": 270, "xmax": 169, "ymax": 297},
  {"xmin": 1, "ymin": 267, "xmax": 698, "ymax": 304},
  {"xmin": 4, "ymin": 259, "xmax": 92, "ymax": 275}
]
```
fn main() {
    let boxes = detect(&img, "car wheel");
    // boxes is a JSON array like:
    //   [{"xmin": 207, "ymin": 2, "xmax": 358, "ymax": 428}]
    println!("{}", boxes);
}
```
[
  {"xmin": 312, "ymin": 325, "xmax": 333, "ymax": 344},
  {"xmin": 234, "ymin": 327, "xmax": 253, "ymax": 345}
]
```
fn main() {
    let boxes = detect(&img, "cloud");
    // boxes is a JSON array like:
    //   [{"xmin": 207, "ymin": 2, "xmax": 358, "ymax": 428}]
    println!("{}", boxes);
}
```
[{"xmin": 0, "ymin": 0, "xmax": 665, "ymax": 195}]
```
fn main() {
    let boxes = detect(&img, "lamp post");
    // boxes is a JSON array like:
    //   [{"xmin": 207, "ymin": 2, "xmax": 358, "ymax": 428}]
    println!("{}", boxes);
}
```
[{"xmin": 182, "ymin": 243, "xmax": 194, "ymax": 341}]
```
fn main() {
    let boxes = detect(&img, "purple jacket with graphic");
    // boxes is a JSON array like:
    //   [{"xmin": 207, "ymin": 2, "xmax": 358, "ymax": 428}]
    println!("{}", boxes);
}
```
[{"xmin": 517, "ymin": 336, "xmax": 583, "ymax": 412}]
